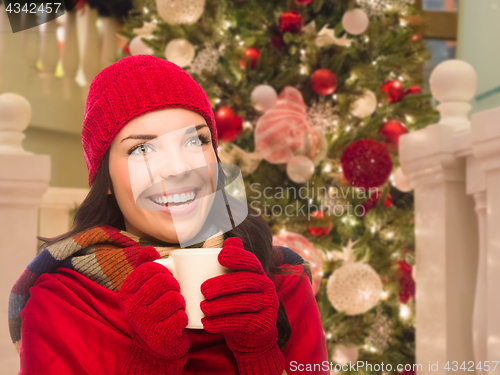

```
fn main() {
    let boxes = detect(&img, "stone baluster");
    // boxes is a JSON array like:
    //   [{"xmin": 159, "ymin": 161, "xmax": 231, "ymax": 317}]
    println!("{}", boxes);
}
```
[
  {"xmin": 20, "ymin": 11, "xmax": 39, "ymax": 72},
  {"xmin": 39, "ymin": 16, "xmax": 59, "ymax": 95},
  {"xmin": 471, "ymin": 106, "xmax": 500, "ymax": 373},
  {"xmin": 0, "ymin": 93, "xmax": 50, "ymax": 374},
  {"xmin": 399, "ymin": 59, "xmax": 479, "ymax": 375},
  {"xmin": 61, "ymin": 10, "xmax": 80, "ymax": 99},
  {"xmin": 101, "ymin": 17, "xmax": 118, "ymax": 70},
  {"xmin": 81, "ymin": 5, "xmax": 101, "ymax": 94}
]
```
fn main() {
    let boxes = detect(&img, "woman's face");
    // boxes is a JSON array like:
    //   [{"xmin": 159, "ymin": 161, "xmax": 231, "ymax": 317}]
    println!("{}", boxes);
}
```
[{"xmin": 108, "ymin": 107, "xmax": 218, "ymax": 244}]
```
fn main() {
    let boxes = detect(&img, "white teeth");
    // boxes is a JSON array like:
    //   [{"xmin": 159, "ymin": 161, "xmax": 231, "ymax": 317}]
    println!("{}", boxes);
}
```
[
  {"xmin": 152, "ymin": 197, "xmax": 163, "ymax": 205},
  {"xmin": 151, "ymin": 190, "xmax": 197, "ymax": 205}
]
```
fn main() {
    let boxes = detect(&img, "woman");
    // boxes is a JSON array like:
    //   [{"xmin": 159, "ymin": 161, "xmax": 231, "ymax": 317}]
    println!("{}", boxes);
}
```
[{"xmin": 8, "ymin": 55, "xmax": 328, "ymax": 374}]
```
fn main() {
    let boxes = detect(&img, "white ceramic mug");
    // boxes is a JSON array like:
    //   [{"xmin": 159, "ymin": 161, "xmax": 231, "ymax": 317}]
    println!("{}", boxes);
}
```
[{"xmin": 154, "ymin": 248, "xmax": 227, "ymax": 329}]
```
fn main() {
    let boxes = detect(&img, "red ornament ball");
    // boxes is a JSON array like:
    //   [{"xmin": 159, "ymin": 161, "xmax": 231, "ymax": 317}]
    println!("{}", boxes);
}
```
[
  {"xmin": 384, "ymin": 194, "xmax": 393, "ymax": 207},
  {"xmin": 279, "ymin": 11, "xmax": 304, "ymax": 34},
  {"xmin": 239, "ymin": 47, "xmax": 260, "ymax": 70},
  {"xmin": 340, "ymin": 139, "xmax": 393, "ymax": 189},
  {"xmin": 382, "ymin": 80, "xmax": 404, "ymax": 103},
  {"xmin": 295, "ymin": 0, "xmax": 313, "ymax": 4},
  {"xmin": 404, "ymin": 85, "xmax": 422, "ymax": 96},
  {"xmin": 361, "ymin": 190, "xmax": 379, "ymax": 215},
  {"xmin": 122, "ymin": 44, "xmax": 131, "ymax": 56},
  {"xmin": 76, "ymin": 0, "xmax": 86, "ymax": 10},
  {"xmin": 397, "ymin": 259, "xmax": 412, "ymax": 275},
  {"xmin": 380, "ymin": 119, "xmax": 408, "ymax": 147},
  {"xmin": 361, "ymin": 189, "xmax": 391, "ymax": 215},
  {"xmin": 214, "ymin": 106, "xmax": 243, "ymax": 142},
  {"xmin": 311, "ymin": 69, "xmax": 337, "ymax": 95},
  {"xmin": 307, "ymin": 210, "xmax": 333, "ymax": 237},
  {"xmin": 411, "ymin": 33, "xmax": 422, "ymax": 41},
  {"xmin": 396, "ymin": 260, "xmax": 415, "ymax": 303},
  {"xmin": 271, "ymin": 34, "xmax": 286, "ymax": 49}
]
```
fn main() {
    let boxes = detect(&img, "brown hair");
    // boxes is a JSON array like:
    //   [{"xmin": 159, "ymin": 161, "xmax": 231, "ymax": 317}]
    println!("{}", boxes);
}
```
[{"xmin": 38, "ymin": 147, "xmax": 292, "ymax": 349}]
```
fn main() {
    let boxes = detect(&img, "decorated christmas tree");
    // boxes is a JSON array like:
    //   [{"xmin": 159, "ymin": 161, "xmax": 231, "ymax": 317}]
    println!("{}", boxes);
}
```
[{"xmin": 117, "ymin": 0, "xmax": 439, "ymax": 371}]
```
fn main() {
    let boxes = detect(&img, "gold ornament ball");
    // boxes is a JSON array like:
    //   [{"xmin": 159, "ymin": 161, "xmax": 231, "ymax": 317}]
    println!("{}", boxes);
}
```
[
  {"xmin": 331, "ymin": 344, "xmax": 359, "ymax": 365},
  {"xmin": 327, "ymin": 262, "xmax": 382, "ymax": 315},
  {"xmin": 165, "ymin": 39, "xmax": 195, "ymax": 68},
  {"xmin": 342, "ymin": 9, "xmax": 369, "ymax": 35},
  {"xmin": 156, "ymin": 0, "xmax": 206, "ymax": 25},
  {"xmin": 286, "ymin": 155, "xmax": 315, "ymax": 183},
  {"xmin": 351, "ymin": 89, "xmax": 377, "ymax": 118},
  {"xmin": 129, "ymin": 36, "xmax": 154, "ymax": 56}
]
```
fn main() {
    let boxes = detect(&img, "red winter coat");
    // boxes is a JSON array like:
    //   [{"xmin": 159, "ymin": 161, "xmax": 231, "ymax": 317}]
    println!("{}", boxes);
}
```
[{"xmin": 18, "ymin": 262, "xmax": 329, "ymax": 374}]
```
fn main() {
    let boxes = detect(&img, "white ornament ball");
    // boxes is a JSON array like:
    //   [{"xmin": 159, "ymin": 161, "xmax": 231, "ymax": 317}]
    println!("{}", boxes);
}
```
[
  {"xmin": 129, "ymin": 36, "xmax": 154, "ymax": 56},
  {"xmin": 342, "ymin": 9, "xmax": 369, "ymax": 35},
  {"xmin": 429, "ymin": 59, "xmax": 478, "ymax": 103},
  {"xmin": 327, "ymin": 262, "xmax": 382, "ymax": 315},
  {"xmin": 165, "ymin": 39, "xmax": 195, "ymax": 68},
  {"xmin": 156, "ymin": 0, "xmax": 206, "ymax": 25},
  {"xmin": 393, "ymin": 167, "xmax": 412, "ymax": 192},
  {"xmin": 251, "ymin": 85, "xmax": 278, "ymax": 113},
  {"xmin": 351, "ymin": 89, "xmax": 377, "ymax": 118},
  {"xmin": 287, "ymin": 155, "xmax": 315, "ymax": 183},
  {"xmin": 331, "ymin": 344, "xmax": 359, "ymax": 365}
]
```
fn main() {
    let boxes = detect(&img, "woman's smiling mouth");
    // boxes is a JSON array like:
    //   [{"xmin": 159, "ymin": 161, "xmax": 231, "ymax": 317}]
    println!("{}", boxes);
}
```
[
  {"xmin": 148, "ymin": 188, "xmax": 199, "ymax": 207},
  {"xmin": 143, "ymin": 187, "xmax": 204, "ymax": 216}
]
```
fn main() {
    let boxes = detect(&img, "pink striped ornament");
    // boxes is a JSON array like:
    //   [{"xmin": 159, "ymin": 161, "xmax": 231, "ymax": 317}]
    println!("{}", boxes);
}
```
[{"xmin": 254, "ymin": 86, "xmax": 314, "ymax": 164}]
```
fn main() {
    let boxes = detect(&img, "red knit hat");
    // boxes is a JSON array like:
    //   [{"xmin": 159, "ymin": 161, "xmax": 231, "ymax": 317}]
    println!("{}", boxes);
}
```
[{"xmin": 82, "ymin": 55, "xmax": 218, "ymax": 187}]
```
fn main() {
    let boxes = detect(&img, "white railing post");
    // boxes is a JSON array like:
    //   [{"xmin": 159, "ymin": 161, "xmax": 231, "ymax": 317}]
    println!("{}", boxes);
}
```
[
  {"xmin": 61, "ymin": 10, "xmax": 80, "ymax": 99},
  {"xmin": 101, "ymin": 17, "xmax": 118, "ymax": 70},
  {"xmin": 20, "ymin": 11, "xmax": 39, "ymax": 72},
  {"xmin": 81, "ymin": 5, "xmax": 101, "ymax": 92},
  {"xmin": 0, "ymin": 93, "xmax": 50, "ymax": 374},
  {"xmin": 471, "ymin": 106, "xmax": 500, "ymax": 372},
  {"xmin": 39, "ymin": 16, "xmax": 59, "ymax": 95},
  {"xmin": 465, "ymin": 156, "xmax": 487, "ymax": 369},
  {"xmin": 399, "ymin": 60, "xmax": 479, "ymax": 375}
]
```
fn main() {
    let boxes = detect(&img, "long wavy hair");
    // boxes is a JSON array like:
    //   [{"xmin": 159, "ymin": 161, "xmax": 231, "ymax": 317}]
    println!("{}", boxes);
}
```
[{"xmin": 38, "ymin": 146, "xmax": 292, "ymax": 349}]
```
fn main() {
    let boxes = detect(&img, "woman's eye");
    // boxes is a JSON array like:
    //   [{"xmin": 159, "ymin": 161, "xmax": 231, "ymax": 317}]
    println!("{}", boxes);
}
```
[
  {"xmin": 187, "ymin": 136, "xmax": 203, "ymax": 147},
  {"xmin": 131, "ymin": 143, "xmax": 154, "ymax": 155}
]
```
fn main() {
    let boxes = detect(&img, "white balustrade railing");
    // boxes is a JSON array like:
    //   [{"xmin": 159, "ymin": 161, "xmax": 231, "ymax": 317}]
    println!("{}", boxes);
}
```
[
  {"xmin": 0, "ymin": 4, "xmax": 122, "ymax": 374},
  {"xmin": 0, "ymin": 91, "xmax": 89, "ymax": 373},
  {"xmin": 0, "ymin": 3, "xmax": 122, "ymax": 135},
  {"xmin": 0, "ymin": 11, "xmax": 497, "ymax": 373},
  {"xmin": 0, "ymin": 93, "xmax": 50, "ymax": 374},
  {"xmin": 400, "ymin": 59, "xmax": 500, "ymax": 375}
]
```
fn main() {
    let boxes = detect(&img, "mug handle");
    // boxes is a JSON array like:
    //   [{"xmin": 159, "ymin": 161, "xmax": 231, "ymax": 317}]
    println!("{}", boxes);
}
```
[{"xmin": 154, "ymin": 258, "xmax": 176, "ymax": 277}]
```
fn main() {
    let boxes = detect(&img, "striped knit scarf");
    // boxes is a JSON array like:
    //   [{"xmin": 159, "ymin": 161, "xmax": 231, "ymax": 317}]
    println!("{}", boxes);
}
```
[{"xmin": 8, "ymin": 224, "xmax": 225, "ymax": 354}]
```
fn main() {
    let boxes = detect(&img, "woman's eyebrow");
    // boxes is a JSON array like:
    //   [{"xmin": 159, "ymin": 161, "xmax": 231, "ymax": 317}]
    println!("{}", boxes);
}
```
[
  {"xmin": 185, "ymin": 124, "xmax": 209, "ymax": 134},
  {"xmin": 120, "ymin": 134, "xmax": 157, "ymax": 143},
  {"xmin": 120, "ymin": 124, "xmax": 208, "ymax": 143}
]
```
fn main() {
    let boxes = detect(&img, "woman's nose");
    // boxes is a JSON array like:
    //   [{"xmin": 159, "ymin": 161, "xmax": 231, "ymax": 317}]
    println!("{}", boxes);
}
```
[{"xmin": 158, "ymin": 149, "xmax": 196, "ymax": 179}]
